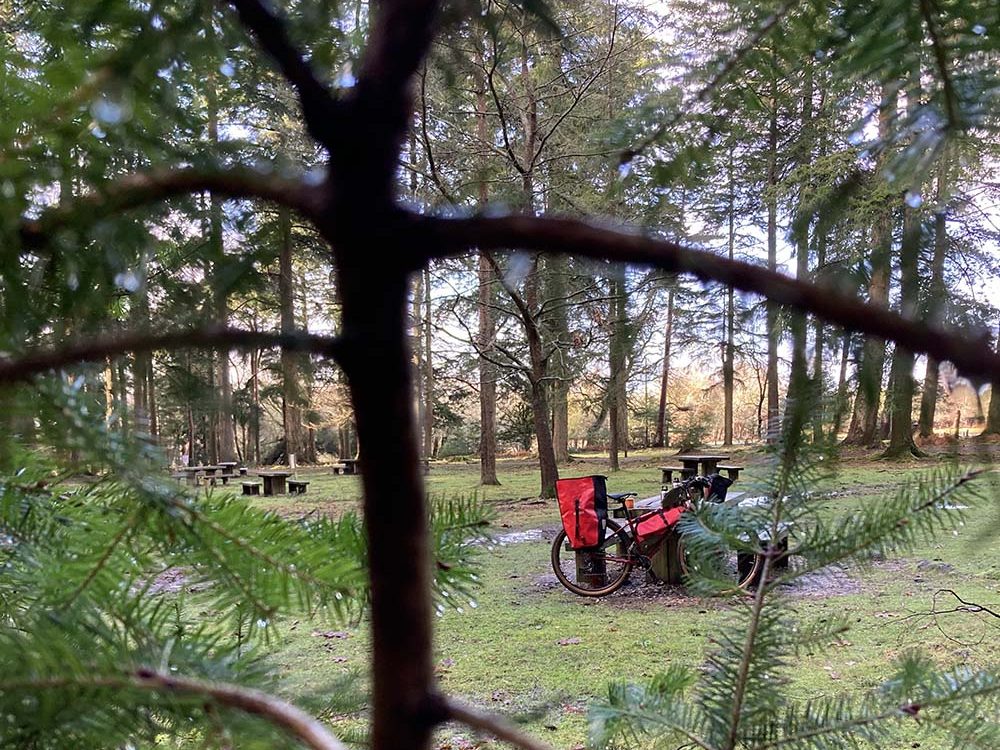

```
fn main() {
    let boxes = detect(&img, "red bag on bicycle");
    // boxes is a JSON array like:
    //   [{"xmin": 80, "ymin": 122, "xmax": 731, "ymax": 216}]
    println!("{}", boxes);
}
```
[
  {"xmin": 635, "ymin": 506, "xmax": 684, "ymax": 543},
  {"xmin": 556, "ymin": 476, "xmax": 608, "ymax": 549}
]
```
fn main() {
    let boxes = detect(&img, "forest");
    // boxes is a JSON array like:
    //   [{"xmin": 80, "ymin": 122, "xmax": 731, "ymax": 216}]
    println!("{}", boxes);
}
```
[{"xmin": 1, "ymin": 0, "xmax": 999, "ymax": 749}]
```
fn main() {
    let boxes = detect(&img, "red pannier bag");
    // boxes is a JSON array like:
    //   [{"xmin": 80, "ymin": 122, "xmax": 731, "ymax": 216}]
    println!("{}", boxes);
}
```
[
  {"xmin": 635, "ymin": 506, "xmax": 685, "ymax": 543},
  {"xmin": 556, "ymin": 476, "xmax": 608, "ymax": 549}
]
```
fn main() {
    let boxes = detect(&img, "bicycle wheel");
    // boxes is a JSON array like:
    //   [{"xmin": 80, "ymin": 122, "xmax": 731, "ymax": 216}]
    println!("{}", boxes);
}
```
[
  {"xmin": 678, "ymin": 539, "xmax": 764, "ymax": 592},
  {"xmin": 550, "ymin": 519, "xmax": 633, "ymax": 597}
]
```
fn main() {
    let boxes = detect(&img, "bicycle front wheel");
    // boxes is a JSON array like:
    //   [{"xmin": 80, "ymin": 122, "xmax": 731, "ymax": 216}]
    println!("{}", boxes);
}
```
[
  {"xmin": 551, "ymin": 519, "xmax": 633, "ymax": 597},
  {"xmin": 679, "ymin": 539, "xmax": 764, "ymax": 592}
]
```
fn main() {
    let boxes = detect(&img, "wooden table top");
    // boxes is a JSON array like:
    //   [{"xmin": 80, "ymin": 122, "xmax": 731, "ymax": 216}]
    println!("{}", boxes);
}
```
[{"xmin": 256, "ymin": 470, "xmax": 293, "ymax": 477}]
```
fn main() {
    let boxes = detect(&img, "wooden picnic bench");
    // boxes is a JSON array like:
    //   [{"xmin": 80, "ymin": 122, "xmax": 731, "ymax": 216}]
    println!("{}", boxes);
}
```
[
  {"xmin": 659, "ymin": 465, "xmax": 685, "ymax": 484},
  {"xmin": 288, "ymin": 479, "xmax": 310, "ymax": 495},
  {"xmin": 256, "ymin": 470, "xmax": 292, "ymax": 496},
  {"xmin": 332, "ymin": 458, "xmax": 360, "ymax": 476},
  {"xmin": 241, "ymin": 480, "xmax": 261, "ymax": 496},
  {"xmin": 717, "ymin": 464, "xmax": 744, "ymax": 481}
]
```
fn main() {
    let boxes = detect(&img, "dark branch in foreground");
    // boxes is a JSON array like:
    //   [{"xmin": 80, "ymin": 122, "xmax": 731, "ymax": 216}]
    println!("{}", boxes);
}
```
[
  {"xmin": 422, "ymin": 213, "xmax": 1000, "ymax": 382},
  {"xmin": 438, "ymin": 696, "xmax": 554, "ymax": 750},
  {"xmin": 20, "ymin": 167, "xmax": 322, "ymax": 248},
  {"xmin": 347, "ymin": 0, "xmax": 443, "ymax": 199},
  {"xmin": 0, "ymin": 326, "xmax": 344, "ymax": 384},
  {"xmin": 2, "ymin": 670, "xmax": 346, "ymax": 750},
  {"xmin": 225, "ymin": 0, "xmax": 344, "ymax": 146}
]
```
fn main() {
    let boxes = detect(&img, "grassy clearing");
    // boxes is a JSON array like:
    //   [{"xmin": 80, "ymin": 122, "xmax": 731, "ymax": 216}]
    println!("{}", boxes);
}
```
[{"xmin": 224, "ymin": 448, "xmax": 999, "ymax": 749}]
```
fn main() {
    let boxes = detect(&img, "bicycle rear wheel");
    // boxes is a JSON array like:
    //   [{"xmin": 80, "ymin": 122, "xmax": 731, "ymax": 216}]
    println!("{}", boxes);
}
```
[{"xmin": 551, "ymin": 519, "xmax": 633, "ymax": 597}]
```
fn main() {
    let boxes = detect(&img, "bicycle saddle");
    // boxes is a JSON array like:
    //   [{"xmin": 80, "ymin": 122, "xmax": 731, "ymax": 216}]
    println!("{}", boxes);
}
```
[{"xmin": 607, "ymin": 491, "xmax": 637, "ymax": 501}]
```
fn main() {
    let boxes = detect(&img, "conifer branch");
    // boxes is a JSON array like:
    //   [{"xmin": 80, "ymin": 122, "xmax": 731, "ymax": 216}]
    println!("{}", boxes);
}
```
[
  {"xmin": 0, "ymin": 326, "xmax": 344, "ymax": 385},
  {"xmin": 225, "ymin": 0, "xmax": 344, "ymax": 146},
  {"xmin": 421, "ymin": 214, "xmax": 1000, "ymax": 382},
  {"xmin": 19, "ymin": 167, "xmax": 322, "ymax": 248},
  {"xmin": 1, "ymin": 670, "xmax": 348, "ymax": 750}
]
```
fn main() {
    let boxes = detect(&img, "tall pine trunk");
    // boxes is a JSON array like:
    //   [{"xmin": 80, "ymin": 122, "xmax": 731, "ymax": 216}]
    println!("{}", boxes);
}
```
[
  {"xmin": 608, "ymin": 267, "xmax": 628, "ymax": 470},
  {"xmin": 474, "ymin": 45, "xmax": 500, "ymax": 485},
  {"xmin": 655, "ymin": 289, "xmax": 674, "ymax": 448},
  {"xmin": 723, "ymin": 150, "xmax": 736, "ymax": 446},
  {"xmin": 843, "ymin": 84, "xmax": 895, "ymax": 448},
  {"xmin": 279, "ymin": 207, "xmax": 306, "ymax": 463},
  {"xmin": 883, "ymin": 60, "xmax": 924, "ymax": 458},
  {"xmin": 918, "ymin": 159, "xmax": 950, "ymax": 438},
  {"xmin": 765, "ymin": 57, "xmax": 780, "ymax": 442}
]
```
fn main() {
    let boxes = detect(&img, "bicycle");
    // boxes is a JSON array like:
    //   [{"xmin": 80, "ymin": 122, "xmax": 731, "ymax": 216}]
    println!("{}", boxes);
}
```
[{"xmin": 550, "ymin": 476, "xmax": 765, "ymax": 597}]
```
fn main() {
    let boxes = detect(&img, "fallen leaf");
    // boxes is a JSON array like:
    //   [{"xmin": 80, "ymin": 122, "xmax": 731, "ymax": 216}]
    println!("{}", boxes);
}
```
[{"xmin": 557, "ymin": 637, "xmax": 582, "ymax": 646}]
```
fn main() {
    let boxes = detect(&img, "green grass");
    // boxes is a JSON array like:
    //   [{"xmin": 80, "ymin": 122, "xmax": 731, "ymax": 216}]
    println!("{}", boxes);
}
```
[{"xmin": 219, "ymin": 448, "xmax": 999, "ymax": 749}]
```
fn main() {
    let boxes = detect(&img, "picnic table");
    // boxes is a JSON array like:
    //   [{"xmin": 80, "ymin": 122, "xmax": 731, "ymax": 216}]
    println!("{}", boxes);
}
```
[
  {"xmin": 674, "ymin": 454, "xmax": 729, "ymax": 478},
  {"xmin": 256, "ymin": 470, "xmax": 293, "ymax": 496},
  {"xmin": 332, "ymin": 458, "xmax": 360, "ymax": 476},
  {"xmin": 611, "ymin": 496, "xmax": 686, "ymax": 583},
  {"xmin": 176, "ymin": 465, "xmax": 222, "ymax": 486}
]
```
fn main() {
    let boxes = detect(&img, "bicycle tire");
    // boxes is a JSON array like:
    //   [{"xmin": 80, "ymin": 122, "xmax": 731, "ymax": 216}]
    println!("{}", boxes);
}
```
[
  {"xmin": 550, "ymin": 519, "xmax": 633, "ymax": 597},
  {"xmin": 678, "ymin": 539, "xmax": 764, "ymax": 592}
]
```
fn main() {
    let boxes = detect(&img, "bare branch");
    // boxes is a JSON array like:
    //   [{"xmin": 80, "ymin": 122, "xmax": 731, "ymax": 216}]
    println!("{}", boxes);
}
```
[
  {"xmin": 421, "ymin": 213, "xmax": 1000, "ymax": 382},
  {"xmin": 440, "ymin": 696, "xmax": 555, "ymax": 750},
  {"xmin": 5, "ymin": 670, "xmax": 346, "ymax": 750},
  {"xmin": 0, "ymin": 326, "xmax": 343, "ymax": 385},
  {"xmin": 20, "ymin": 167, "xmax": 322, "ymax": 248},
  {"xmin": 224, "ymin": 0, "xmax": 343, "ymax": 146}
]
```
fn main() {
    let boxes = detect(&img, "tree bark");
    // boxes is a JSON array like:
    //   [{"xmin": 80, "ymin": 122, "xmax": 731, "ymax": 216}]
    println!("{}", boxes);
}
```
[
  {"xmin": 608, "ymin": 266, "xmax": 627, "ymax": 470},
  {"xmin": 279, "ymin": 207, "xmax": 307, "ymax": 464},
  {"xmin": 843, "ymin": 85, "xmax": 895, "ymax": 448},
  {"xmin": 918, "ymin": 159, "xmax": 950, "ymax": 438},
  {"xmin": 655, "ymin": 289, "xmax": 674, "ymax": 448},
  {"xmin": 474, "ymin": 48, "xmax": 500, "ymax": 485},
  {"xmin": 422, "ymin": 265, "xmax": 434, "ymax": 459},
  {"xmin": 545, "ymin": 255, "xmax": 571, "ymax": 464},
  {"xmin": 765, "ymin": 56, "xmax": 780, "ymax": 442},
  {"xmin": 982, "ymin": 317, "xmax": 1000, "ymax": 435},
  {"xmin": 883, "ymin": 63, "xmax": 924, "ymax": 458},
  {"xmin": 723, "ymin": 149, "xmax": 736, "ymax": 447}
]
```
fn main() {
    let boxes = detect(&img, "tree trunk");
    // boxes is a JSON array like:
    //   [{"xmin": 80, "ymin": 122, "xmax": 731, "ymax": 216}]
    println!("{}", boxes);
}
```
[
  {"xmin": 422, "ymin": 266, "xmax": 434, "ymax": 458},
  {"xmin": 723, "ymin": 150, "xmax": 736, "ymax": 446},
  {"xmin": 843, "ymin": 85, "xmax": 895, "ymax": 448},
  {"xmin": 206, "ymin": 64, "xmax": 236, "ymax": 464},
  {"xmin": 918, "ymin": 159, "xmax": 950, "ymax": 438},
  {"xmin": 812, "ymin": 235, "xmax": 826, "ymax": 444},
  {"xmin": 474, "ymin": 49, "xmax": 500, "ymax": 485},
  {"xmin": 831, "ymin": 331, "xmax": 851, "ymax": 438},
  {"xmin": 545, "ymin": 255, "xmax": 571, "ymax": 464},
  {"xmin": 279, "ymin": 207, "xmax": 307, "ymax": 464},
  {"xmin": 883, "ymin": 67, "xmax": 924, "ymax": 458},
  {"xmin": 982, "ymin": 317, "xmax": 1000, "ymax": 435},
  {"xmin": 608, "ymin": 266, "xmax": 627, "ymax": 470},
  {"xmin": 655, "ymin": 289, "xmax": 674, "ymax": 447},
  {"xmin": 765, "ymin": 57, "xmax": 780, "ymax": 442}
]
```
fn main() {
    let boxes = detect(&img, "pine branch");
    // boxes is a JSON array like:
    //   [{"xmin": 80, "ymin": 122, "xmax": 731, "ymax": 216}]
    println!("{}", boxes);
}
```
[
  {"xmin": 0, "ymin": 669, "xmax": 347, "ymax": 750},
  {"xmin": 19, "ymin": 166, "xmax": 322, "ymax": 248},
  {"xmin": 621, "ymin": 0, "xmax": 798, "ymax": 164},
  {"xmin": 421, "ymin": 213, "xmax": 1000, "ymax": 382},
  {"xmin": 0, "ymin": 326, "xmax": 345, "ymax": 385},
  {"xmin": 225, "ymin": 0, "xmax": 344, "ymax": 147}
]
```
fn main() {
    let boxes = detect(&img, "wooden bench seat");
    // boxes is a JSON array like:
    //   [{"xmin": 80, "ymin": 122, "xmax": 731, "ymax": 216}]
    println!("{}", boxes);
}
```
[
  {"xmin": 241, "ymin": 481, "xmax": 262, "ymax": 496},
  {"xmin": 288, "ymin": 479, "xmax": 310, "ymax": 495},
  {"xmin": 717, "ymin": 464, "xmax": 744, "ymax": 481},
  {"xmin": 659, "ymin": 465, "xmax": 685, "ymax": 484}
]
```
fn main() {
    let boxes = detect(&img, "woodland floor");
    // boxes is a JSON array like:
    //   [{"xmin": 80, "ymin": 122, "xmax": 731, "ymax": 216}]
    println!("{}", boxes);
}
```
[{"xmin": 197, "ymin": 444, "xmax": 1000, "ymax": 749}]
